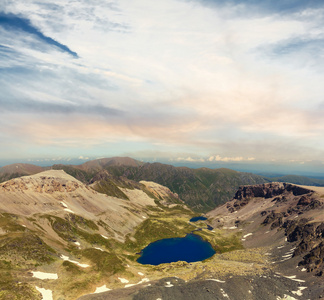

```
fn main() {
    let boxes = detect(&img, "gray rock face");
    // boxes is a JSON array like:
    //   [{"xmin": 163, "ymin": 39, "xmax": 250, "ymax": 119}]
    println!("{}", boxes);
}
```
[
  {"xmin": 77, "ymin": 274, "xmax": 308, "ymax": 300},
  {"xmin": 233, "ymin": 182, "xmax": 312, "ymax": 201}
]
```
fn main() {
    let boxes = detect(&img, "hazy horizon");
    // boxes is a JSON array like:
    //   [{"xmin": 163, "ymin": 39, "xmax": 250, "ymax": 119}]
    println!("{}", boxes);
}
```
[{"xmin": 1, "ymin": 155, "xmax": 324, "ymax": 178}]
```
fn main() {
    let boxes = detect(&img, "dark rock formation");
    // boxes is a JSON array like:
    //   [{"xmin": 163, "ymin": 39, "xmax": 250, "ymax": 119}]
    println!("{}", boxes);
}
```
[
  {"xmin": 233, "ymin": 183, "xmax": 312, "ymax": 201},
  {"xmin": 283, "ymin": 219, "xmax": 324, "ymax": 276},
  {"xmin": 299, "ymin": 242, "xmax": 324, "ymax": 275}
]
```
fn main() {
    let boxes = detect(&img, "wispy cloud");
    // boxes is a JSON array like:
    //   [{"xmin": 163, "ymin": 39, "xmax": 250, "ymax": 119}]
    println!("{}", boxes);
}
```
[
  {"xmin": 0, "ymin": 0, "xmax": 324, "ymax": 172},
  {"xmin": 0, "ymin": 12, "xmax": 78, "ymax": 57}
]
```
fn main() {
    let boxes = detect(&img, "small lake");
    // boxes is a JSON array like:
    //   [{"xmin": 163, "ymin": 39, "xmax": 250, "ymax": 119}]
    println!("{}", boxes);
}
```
[
  {"xmin": 137, "ymin": 233, "xmax": 216, "ymax": 265},
  {"xmin": 190, "ymin": 216, "xmax": 207, "ymax": 222}
]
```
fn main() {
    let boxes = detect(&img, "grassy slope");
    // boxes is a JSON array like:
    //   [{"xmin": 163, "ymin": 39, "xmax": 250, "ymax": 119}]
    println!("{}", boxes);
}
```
[{"xmin": 0, "ymin": 199, "xmax": 272, "ymax": 300}]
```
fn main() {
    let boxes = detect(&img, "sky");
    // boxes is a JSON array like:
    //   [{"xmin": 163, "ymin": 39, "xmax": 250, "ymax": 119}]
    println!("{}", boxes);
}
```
[{"xmin": 1, "ymin": 0, "xmax": 324, "ymax": 175}]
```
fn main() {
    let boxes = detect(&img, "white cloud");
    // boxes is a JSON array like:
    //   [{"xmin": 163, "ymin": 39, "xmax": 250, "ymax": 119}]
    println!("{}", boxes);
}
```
[
  {"xmin": 173, "ymin": 157, "xmax": 205, "ymax": 163},
  {"xmin": 1, "ymin": 0, "xmax": 324, "ymax": 166},
  {"xmin": 207, "ymin": 155, "xmax": 255, "ymax": 162}
]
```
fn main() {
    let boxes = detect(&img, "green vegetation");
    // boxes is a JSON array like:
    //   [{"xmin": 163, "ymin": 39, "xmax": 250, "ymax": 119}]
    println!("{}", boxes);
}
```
[
  {"xmin": 42, "ymin": 215, "xmax": 112, "ymax": 248},
  {"xmin": 62, "ymin": 260, "xmax": 84, "ymax": 275},
  {"xmin": 0, "ymin": 259, "xmax": 41, "ymax": 299},
  {"xmin": 100, "ymin": 163, "xmax": 267, "ymax": 212},
  {"xmin": 0, "ymin": 233, "xmax": 56, "ymax": 265},
  {"xmin": 92, "ymin": 180, "xmax": 129, "ymax": 199},
  {"xmin": 51, "ymin": 164, "xmax": 94, "ymax": 183},
  {"xmin": 81, "ymin": 248, "xmax": 124, "ymax": 274},
  {"xmin": 67, "ymin": 214, "xmax": 99, "ymax": 231},
  {"xmin": 0, "ymin": 213, "xmax": 27, "ymax": 232}
]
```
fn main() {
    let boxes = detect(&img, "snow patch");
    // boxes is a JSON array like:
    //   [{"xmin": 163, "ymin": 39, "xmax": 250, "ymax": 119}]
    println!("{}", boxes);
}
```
[
  {"xmin": 94, "ymin": 285, "xmax": 111, "ymax": 294},
  {"xmin": 142, "ymin": 216, "xmax": 147, "ymax": 219},
  {"xmin": 32, "ymin": 271, "xmax": 58, "ymax": 280},
  {"xmin": 118, "ymin": 277, "xmax": 129, "ymax": 283},
  {"xmin": 277, "ymin": 245, "xmax": 284, "ymax": 249},
  {"xmin": 94, "ymin": 247, "xmax": 104, "ymax": 251},
  {"xmin": 61, "ymin": 202, "xmax": 68, "ymax": 208},
  {"xmin": 276, "ymin": 295, "xmax": 297, "ymax": 300},
  {"xmin": 64, "ymin": 208, "xmax": 75, "ymax": 214},
  {"xmin": 207, "ymin": 279, "xmax": 225, "ymax": 283},
  {"xmin": 165, "ymin": 281, "xmax": 173, "ymax": 287},
  {"xmin": 74, "ymin": 242, "xmax": 80, "ymax": 246},
  {"xmin": 291, "ymin": 286, "xmax": 307, "ymax": 296},
  {"xmin": 243, "ymin": 233, "xmax": 253, "ymax": 238},
  {"xmin": 282, "ymin": 254, "xmax": 292, "ymax": 258},
  {"xmin": 35, "ymin": 286, "xmax": 53, "ymax": 300},
  {"xmin": 301, "ymin": 268, "xmax": 307, "ymax": 272},
  {"xmin": 124, "ymin": 278, "xmax": 150, "ymax": 288},
  {"xmin": 138, "ymin": 272, "xmax": 144, "ymax": 276},
  {"xmin": 60, "ymin": 255, "xmax": 89, "ymax": 268},
  {"xmin": 220, "ymin": 288, "xmax": 229, "ymax": 298},
  {"xmin": 101, "ymin": 234, "xmax": 108, "ymax": 239},
  {"xmin": 281, "ymin": 274, "xmax": 305, "ymax": 283}
]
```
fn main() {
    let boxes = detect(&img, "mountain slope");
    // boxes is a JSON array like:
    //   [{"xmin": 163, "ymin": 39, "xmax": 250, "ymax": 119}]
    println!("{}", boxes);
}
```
[
  {"xmin": 2, "ymin": 157, "xmax": 324, "ymax": 213},
  {"xmin": 99, "ymin": 162, "xmax": 268, "ymax": 212},
  {"xmin": 1, "ymin": 171, "xmax": 324, "ymax": 299},
  {"xmin": 206, "ymin": 182, "xmax": 324, "ymax": 299},
  {"xmin": 0, "ymin": 163, "xmax": 44, "ymax": 183},
  {"xmin": 0, "ymin": 170, "xmax": 196, "ymax": 299}
]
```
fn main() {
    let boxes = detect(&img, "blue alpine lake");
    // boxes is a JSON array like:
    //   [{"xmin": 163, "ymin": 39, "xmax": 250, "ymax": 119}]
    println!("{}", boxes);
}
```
[
  {"xmin": 137, "ymin": 233, "xmax": 216, "ymax": 265},
  {"xmin": 190, "ymin": 216, "xmax": 207, "ymax": 222}
]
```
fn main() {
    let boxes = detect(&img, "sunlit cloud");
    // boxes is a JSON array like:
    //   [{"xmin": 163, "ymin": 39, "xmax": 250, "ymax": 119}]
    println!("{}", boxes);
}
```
[
  {"xmin": 207, "ymin": 155, "xmax": 255, "ymax": 162},
  {"xmin": 0, "ymin": 0, "xmax": 324, "ymax": 173}
]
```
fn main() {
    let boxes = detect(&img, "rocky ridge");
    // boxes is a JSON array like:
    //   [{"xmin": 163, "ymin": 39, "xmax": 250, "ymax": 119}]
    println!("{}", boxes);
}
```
[{"xmin": 224, "ymin": 182, "xmax": 324, "ymax": 275}]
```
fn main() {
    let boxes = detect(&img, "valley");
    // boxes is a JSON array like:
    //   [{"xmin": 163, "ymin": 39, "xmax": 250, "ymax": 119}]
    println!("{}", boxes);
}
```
[{"xmin": 0, "ymin": 158, "xmax": 323, "ymax": 299}]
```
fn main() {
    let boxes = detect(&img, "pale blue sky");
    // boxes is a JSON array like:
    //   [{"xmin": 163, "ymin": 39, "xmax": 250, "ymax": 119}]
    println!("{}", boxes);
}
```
[{"xmin": 1, "ymin": 0, "xmax": 324, "ymax": 174}]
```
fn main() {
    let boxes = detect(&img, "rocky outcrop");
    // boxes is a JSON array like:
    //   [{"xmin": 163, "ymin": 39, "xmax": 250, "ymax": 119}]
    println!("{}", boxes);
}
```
[
  {"xmin": 233, "ymin": 182, "xmax": 312, "ymax": 201},
  {"xmin": 224, "ymin": 182, "xmax": 324, "ymax": 277},
  {"xmin": 0, "ymin": 175, "xmax": 81, "ymax": 193},
  {"xmin": 282, "ymin": 219, "xmax": 324, "ymax": 276}
]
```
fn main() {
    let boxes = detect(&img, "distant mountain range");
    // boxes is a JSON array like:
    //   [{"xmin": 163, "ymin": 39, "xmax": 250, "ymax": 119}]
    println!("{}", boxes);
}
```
[{"xmin": 1, "ymin": 157, "xmax": 323, "ymax": 212}]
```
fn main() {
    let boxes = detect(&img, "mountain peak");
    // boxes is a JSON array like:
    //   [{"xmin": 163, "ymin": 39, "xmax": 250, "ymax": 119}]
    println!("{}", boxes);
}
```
[{"xmin": 78, "ymin": 157, "xmax": 144, "ymax": 171}]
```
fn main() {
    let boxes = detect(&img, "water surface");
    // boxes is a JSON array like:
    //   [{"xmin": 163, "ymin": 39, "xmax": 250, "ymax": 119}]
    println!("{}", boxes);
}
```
[
  {"xmin": 190, "ymin": 216, "xmax": 207, "ymax": 222},
  {"xmin": 137, "ymin": 233, "xmax": 215, "ymax": 265}
]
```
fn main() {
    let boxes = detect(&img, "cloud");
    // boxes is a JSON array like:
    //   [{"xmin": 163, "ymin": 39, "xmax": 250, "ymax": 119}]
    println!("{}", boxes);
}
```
[
  {"xmin": 1, "ymin": 0, "xmax": 324, "ymax": 171},
  {"xmin": 0, "ymin": 12, "xmax": 78, "ymax": 57},
  {"xmin": 172, "ymin": 157, "xmax": 205, "ymax": 163},
  {"xmin": 207, "ymin": 155, "xmax": 255, "ymax": 162},
  {"xmin": 188, "ymin": 0, "xmax": 322, "ymax": 16},
  {"xmin": 0, "ymin": 96, "xmax": 121, "ymax": 116}
]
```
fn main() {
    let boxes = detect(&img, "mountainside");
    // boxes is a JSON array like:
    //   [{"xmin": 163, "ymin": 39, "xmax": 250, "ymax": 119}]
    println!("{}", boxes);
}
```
[
  {"xmin": 0, "ymin": 163, "xmax": 44, "ymax": 183},
  {"xmin": 267, "ymin": 174, "xmax": 324, "ymax": 187},
  {"xmin": 2, "ymin": 157, "xmax": 324, "ymax": 213},
  {"xmin": 70, "ymin": 160, "xmax": 268, "ymax": 212},
  {"xmin": 206, "ymin": 182, "xmax": 324, "ymax": 299},
  {"xmin": 0, "ymin": 170, "xmax": 194, "ymax": 299},
  {"xmin": 0, "ymin": 170, "xmax": 324, "ymax": 299}
]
